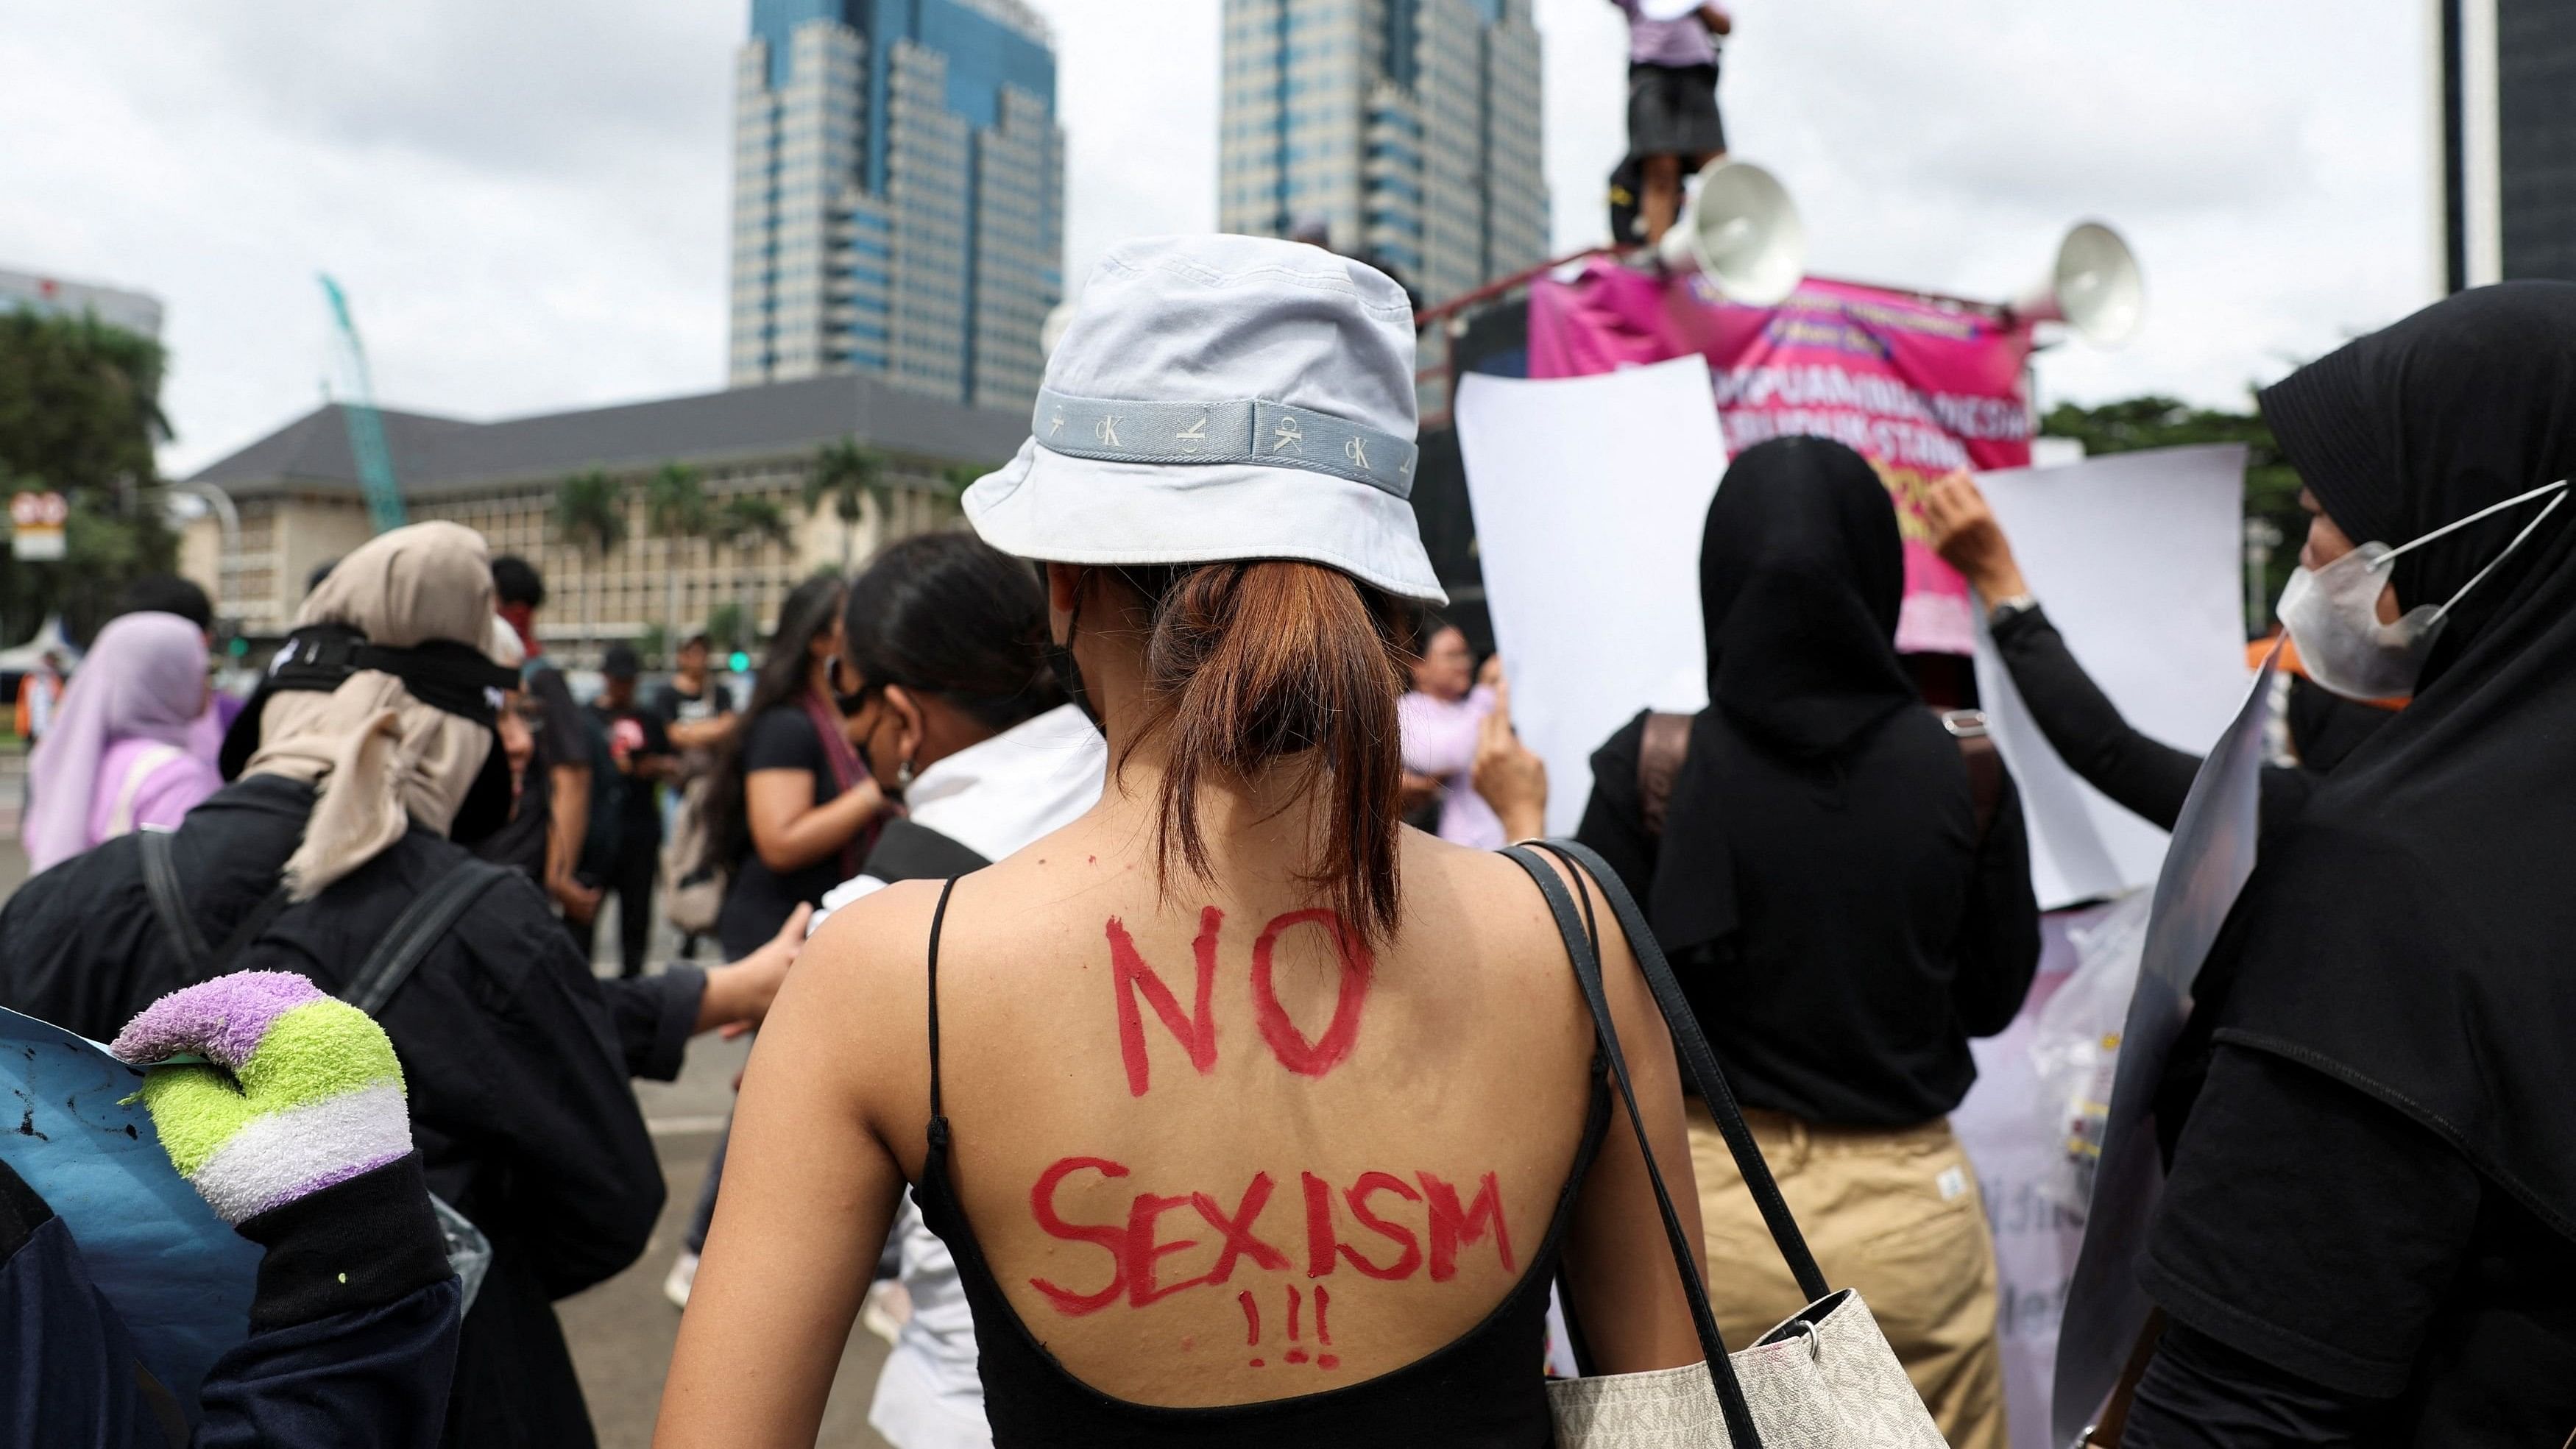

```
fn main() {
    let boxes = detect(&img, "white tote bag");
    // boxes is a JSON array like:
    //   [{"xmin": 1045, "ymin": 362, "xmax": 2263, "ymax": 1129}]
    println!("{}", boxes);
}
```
[{"xmin": 1502, "ymin": 843, "xmax": 1949, "ymax": 1448}]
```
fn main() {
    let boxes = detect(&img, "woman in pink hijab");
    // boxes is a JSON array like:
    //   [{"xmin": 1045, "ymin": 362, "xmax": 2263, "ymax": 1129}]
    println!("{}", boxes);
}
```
[{"xmin": 21, "ymin": 611, "xmax": 222, "ymax": 873}]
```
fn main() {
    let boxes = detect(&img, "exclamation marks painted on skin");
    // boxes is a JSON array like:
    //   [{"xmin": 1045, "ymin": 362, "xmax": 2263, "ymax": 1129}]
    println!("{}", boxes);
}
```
[{"xmin": 1245, "ymin": 1283, "xmax": 1340, "ymax": 1370}]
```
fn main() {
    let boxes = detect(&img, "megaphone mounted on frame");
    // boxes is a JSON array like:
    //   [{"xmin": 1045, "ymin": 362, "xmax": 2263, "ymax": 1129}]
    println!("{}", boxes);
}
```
[
  {"xmin": 2011, "ymin": 221, "xmax": 2145, "ymax": 347},
  {"xmin": 1657, "ymin": 158, "xmax": 1807, "ymax": 307}
]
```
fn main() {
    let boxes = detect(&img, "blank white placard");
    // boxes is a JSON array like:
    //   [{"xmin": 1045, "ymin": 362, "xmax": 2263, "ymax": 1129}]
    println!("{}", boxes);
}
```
[
  {"xmin": 1456, "ymin": 357, "xmax": 1727, "ymax": 836},
  {"xmin": 1971, "ymin": 444, "xmax": 2251, "ymax": 908}
]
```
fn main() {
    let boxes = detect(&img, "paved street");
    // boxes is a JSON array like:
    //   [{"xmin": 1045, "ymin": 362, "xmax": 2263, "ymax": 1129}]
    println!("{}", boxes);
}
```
[{"xmin": 565, "ymin": 1029, "xmax": 896, "ymax": 1448}]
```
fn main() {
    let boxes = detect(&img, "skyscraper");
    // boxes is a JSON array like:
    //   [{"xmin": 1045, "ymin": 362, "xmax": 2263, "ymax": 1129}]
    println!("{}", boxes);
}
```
[
  {"xmin": 1217, "ymin": 0, "xmax": 1548, "ymax": 309},
  {"xmin": 2433, "ymin": 0, "xmax": 2576, "ymax": 290},
  {"xmin": 729, "ymin": 0, "xmax": 1065, "ymax": 411}
]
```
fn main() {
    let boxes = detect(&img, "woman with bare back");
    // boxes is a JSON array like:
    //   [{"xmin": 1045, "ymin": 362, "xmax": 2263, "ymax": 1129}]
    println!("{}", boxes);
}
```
[{"xmin": 654, "ymin": 235, "xmax": 1709, "ymax": 1448}]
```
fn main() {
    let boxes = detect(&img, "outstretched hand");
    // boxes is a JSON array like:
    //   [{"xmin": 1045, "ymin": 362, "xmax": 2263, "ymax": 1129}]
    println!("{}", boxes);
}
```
[
  {"xmin": 701, "ymin": 902, "xmax": 813, "ymax": 1039},
  {"xmin": 1922, "ymin": 469, "xmax": 2031, "ymax": 603},
  {"xmin": 112, "ymin": 972, "xmax": 414, "ymax": 1226}
]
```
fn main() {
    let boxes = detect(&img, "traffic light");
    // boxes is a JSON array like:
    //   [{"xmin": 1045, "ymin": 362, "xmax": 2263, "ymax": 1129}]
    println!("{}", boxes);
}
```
[
  {"xmin": 728, "ymin": 651, "xmax": 751, "ymax": 673},
  {"xmin": 226, "ymin": 636, "xmax": 250, "ymax": 659}
]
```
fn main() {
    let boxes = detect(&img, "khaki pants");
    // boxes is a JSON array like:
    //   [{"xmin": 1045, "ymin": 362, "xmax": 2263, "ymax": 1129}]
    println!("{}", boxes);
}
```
[{"xmin": 1687, "ymin": 1102, "xmax": 2006, "ymax": 1449}]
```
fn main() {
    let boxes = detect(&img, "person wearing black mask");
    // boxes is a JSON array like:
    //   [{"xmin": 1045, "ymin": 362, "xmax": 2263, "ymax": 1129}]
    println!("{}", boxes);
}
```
[
  {"xmin": 1576, "ymin": 436, "xmax": 2041, "ymax": 1449},
  {"xmin": 1921, "ymin": 470, "xmax": 2393, "ymax": 833},
  {"xmin": 2117, "ymin": 283, "xmax": 2576, "ymax": 1442}
]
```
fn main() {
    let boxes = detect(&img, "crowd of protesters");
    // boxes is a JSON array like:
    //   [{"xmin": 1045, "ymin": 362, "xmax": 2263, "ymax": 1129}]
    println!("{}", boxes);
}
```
[{"xmin": 0, "ymin": 246, "xmax": 2571, "ymax": 1449}]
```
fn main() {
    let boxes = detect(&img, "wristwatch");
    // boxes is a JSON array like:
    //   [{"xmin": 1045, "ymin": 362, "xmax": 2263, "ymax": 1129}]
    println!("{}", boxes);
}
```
[{"xmin": 1985, "ymin": 593, "xmax": 2039, "ymax": 628}]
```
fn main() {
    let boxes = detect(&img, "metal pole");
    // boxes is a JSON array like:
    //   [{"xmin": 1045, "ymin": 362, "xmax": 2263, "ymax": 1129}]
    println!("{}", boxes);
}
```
[{"xmin": 170, "ymin": 481, "xmax": 243, "ymax": 627}]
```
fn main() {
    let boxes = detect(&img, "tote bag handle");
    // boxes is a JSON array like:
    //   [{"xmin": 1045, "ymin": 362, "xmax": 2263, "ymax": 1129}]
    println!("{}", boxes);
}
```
[
  {"xmin": 1515, "ymin": 840, "xmax": 1830, "ymax": 1299},
  {"xmin": 1496, "ymin": 846, "xmax": 1730, "ymax": 1444}
]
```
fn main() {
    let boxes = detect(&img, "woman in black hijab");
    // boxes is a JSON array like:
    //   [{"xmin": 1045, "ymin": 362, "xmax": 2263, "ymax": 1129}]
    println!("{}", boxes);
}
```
[
  {"xmin": 1578, "ymin": 436, "xmax": 2041, "ymax": 1449},
  {"xmin": 2123, "ymin": 282, "xmax": 2576, "ymax": 1442}
]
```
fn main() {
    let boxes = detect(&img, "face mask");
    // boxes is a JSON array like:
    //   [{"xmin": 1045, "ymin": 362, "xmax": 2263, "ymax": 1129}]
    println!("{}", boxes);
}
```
[{"xmin": 2279, "ymin": 478, "xmax": 2568, "ymax": 702}]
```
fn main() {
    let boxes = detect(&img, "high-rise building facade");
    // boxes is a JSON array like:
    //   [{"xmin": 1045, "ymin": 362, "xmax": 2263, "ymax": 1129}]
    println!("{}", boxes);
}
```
[
  {"xmin": 2433, "ymin": 0, "xmax": 2576, "ymax": 290},
  {"xmin": 729, "ymin": 0, "xmax": 1064, "ymax": 411},
  {"xmin": 1217, "ymin": 0, "xmax": 1547, "ymax": 310}
]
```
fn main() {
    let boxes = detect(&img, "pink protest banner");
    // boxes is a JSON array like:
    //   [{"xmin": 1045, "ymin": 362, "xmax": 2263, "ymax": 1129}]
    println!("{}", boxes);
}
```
[{"xmin": 1529, "ymin": 261, "xmax": 2037, "ymax": 655}]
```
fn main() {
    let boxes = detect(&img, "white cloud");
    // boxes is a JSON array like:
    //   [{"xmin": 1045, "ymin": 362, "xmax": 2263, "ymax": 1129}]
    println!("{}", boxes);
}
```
[
  {"xmin": 1538, "ymin": 0, "xmax": 2440, "ymax": 412},
  {"xmin": 0, "ymin": 0, "xmax": 2436, "ymax": 479}
]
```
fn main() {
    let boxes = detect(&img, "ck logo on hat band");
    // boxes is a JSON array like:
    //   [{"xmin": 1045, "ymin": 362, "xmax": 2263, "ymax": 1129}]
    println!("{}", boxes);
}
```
[{"xmin": 1033, "ymin": 389, "xmax": 1419, "ymax": 500}]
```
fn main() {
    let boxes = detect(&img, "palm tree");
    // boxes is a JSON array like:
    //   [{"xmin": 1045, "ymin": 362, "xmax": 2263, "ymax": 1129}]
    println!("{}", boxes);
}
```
[
  {"xmin": 710, "ymin": 495, "xmax": 794, "ymax": 657},
  {"xmin": 551, "ymin": 467, "xmax": 629, "ymax": 659},
  {"xmin": 712, "ymin": 494, "xmax": 793, "ymax": 559},
  {"xmin": 645, "ymin": 462, "xmax": 711, "ymax": 659},
  {"xmin": 804, "ymin": 437, "xmax": 890, "ymax": 568}
]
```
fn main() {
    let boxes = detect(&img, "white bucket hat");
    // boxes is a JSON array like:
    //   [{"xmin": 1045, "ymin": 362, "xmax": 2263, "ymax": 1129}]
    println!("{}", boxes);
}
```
[{"xmin": 963, "ymin": 234, "xmax": 1446, "ymax": 603}]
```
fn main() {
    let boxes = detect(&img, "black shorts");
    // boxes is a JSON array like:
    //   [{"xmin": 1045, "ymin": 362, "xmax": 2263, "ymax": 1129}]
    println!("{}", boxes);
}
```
[{"xmin": 1627, "ymin": 61, "xmax": 1726, "ymax": 162}]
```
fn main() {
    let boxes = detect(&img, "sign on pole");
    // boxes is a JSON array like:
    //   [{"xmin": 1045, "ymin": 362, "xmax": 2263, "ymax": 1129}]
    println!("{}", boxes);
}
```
[{"xmin": 10, "ymin": 492, "xmax": 68, "ymax": 561}]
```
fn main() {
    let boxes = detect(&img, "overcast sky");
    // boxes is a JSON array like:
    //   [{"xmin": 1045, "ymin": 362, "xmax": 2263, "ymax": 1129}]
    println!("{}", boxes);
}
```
[{"xmin": 0, "ymin": 0, "xmax": 2435, "ymax": 478}]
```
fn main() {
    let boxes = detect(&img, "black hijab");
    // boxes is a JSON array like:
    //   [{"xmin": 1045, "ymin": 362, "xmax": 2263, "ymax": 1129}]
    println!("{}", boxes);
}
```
[
  {"xmin": 1650, "ymin": 436, "xmax": 1924, "ymax": 952},
  {"xmin": 2214, "ymin": 282, "xmax": 2576, "ymax": 1238},
  {"xmin": 1700, "ymin": 436, "xmax": 1917, "ymax": 754}
]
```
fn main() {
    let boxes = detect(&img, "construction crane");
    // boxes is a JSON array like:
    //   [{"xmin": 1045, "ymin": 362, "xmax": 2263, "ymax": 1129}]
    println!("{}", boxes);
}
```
[{"xmin": 319, "ymin": 274, "xmax": 406, "ymax": 533}]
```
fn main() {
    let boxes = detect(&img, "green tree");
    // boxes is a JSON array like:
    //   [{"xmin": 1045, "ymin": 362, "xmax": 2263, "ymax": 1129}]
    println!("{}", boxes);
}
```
[
  {"xmin": 645, "ymin": 462, "xmax": 710, "ymax": 651},
  {"xmin": 712, "ymin": 494, "xmax": 793, "ymax": 559},
  {"xmin": 704, "ymin": 599, "xmax": 749, "ymax": 659},
  {"xmin": 804, "ymin": 437, "xmax": 889, "ymax": 568},
  {"xmin": 0, "ymin": 311, "xmax": 177, "ymax": 643},
  {"xmin": 551, "ymin": 467, "xmax": 629, "ymax": 658},
  {"xmin": 708, "ymin": 494, "xmax": 794, "ymax": 655},
  {"xmin": 2039, "ymin": 395, "xmax": 2302, "ymax": 633}
]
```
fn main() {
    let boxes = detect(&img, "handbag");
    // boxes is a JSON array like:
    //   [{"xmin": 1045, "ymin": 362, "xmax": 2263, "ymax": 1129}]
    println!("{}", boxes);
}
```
[
  {"xmin": 1500, "ymin": 840, "xmax": 1948, "ymax": 1448},
  {"xmin": 660, "ymin": 774, "xmax": 726, "ymax": 936}
]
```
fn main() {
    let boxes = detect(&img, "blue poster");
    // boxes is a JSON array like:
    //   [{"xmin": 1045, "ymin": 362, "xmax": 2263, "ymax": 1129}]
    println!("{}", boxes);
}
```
[{"xmin": 0, "ymin": 1005, "xmax": 259, "ymax": 1424}]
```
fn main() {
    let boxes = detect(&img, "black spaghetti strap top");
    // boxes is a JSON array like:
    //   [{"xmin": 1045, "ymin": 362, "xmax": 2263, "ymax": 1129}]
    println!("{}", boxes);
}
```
[{"xmin": 910, "ymin": 878, "xmax": 1614, "ymax": 1448}]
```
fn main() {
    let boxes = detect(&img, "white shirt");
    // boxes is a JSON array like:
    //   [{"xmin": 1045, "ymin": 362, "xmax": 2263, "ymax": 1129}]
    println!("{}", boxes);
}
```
[{"xmin": 809, "ymin": 704, "xmax": 1106, "ymax": 1449}]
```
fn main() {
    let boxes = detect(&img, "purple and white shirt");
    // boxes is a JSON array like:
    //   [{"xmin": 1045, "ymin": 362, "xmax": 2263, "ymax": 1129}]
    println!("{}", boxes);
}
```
[{"xmin": 1618, "ymin": 0, "xmax": 1724, "ymax": 68}]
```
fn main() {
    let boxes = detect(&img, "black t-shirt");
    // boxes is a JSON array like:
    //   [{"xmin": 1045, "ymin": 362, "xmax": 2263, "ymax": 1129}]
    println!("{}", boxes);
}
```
[
  {"xmin": 1576, "ymin": 709, "xmax": 2040, "ymax": 1127},
  {"xmin": 589, "ymin": 698, "xmax": 673, "ymax": 841},
  {"xmin": 2132, "ymin": 1044, "xmax": 2576, "ymax": 1439},
  {"xmin": 647, "ymin": 678, "xmax": 735, "ymax": 731},
  {"xmin": 713, "ymin": 706, "xmax": 849, "ymax": 957},
  {"xmin": 523, "ymin": 663, "xmax": 586, "ymax": 773}
]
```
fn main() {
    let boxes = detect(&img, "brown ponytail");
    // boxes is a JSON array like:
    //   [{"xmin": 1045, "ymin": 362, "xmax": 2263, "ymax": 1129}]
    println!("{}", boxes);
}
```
[{"xmin": 1111, "ymin": 559, "xmax": 1411, "ymax": 945}]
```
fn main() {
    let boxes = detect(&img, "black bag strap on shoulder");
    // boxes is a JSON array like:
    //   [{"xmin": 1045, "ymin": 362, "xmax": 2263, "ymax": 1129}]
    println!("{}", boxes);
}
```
[
  {"xmin": 341, "ymin": 860, "xmax": 516, "ymax": 1017},
  {"xmin": 1639, "ymin": 706, "xmax": 2005, "ymax": 843},
  {"xmin": 1504, "ymin": 843, "xmax": 1763, "ymax": 1448},
  {"xmin": 863, "ymin": 818, "xmax": 993, "ymax": 886},
  {"xmin": 137, "ymin": 830, "xmax": 211, "ymax": 973},
  {"xmin": 1523, "ymin": 837, "xmax": 1832, "ymax": 1303}
]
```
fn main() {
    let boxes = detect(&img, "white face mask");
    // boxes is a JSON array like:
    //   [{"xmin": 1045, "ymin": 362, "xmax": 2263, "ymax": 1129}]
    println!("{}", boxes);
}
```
[{"xmin": 2279, "ymin": 478, "xmax": 2569, "ymax": 702}]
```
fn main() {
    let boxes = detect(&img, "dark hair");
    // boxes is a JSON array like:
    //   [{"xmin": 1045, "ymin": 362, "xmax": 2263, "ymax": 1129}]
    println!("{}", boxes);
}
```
[
  {"xmin": 305, "ymin": 559, "xmax": 340, "ymax": 596},
  {"xmin": 844, "ymin": 534, "xmax": 1062, "ymax": 733},
  {"xmin": 602, "ymin": 642, "xmax": 642, "ymax": 679},
  {"xmin": 1079, "ymin": 560, "xmax": 1409, "ymax": 943},
  {"xmin": 112, "ymin": 574, "xmax": 213, "ymax": 631},
  {"xmin": 679, "ymin": 633, "xmax": 712, "ymax": 654},
  {"xmin": 490, "ymin": 555, "xmax": 546, "ymax": 610},
  {"xmin": 701, "ymin": 574, "xmax": 849, "ymax": 868}
]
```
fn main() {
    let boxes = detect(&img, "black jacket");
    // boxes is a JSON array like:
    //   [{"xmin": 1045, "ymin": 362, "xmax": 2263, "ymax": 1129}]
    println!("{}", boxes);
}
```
[
  {"xmin": 0, "ymin": 1152, "xmax": 461, "ymax": 1448},
  {"xmin": 0, "ymin": 776, "xmax": 676, "ymax": 1449},
  {"xmin": 1579, "ymin": 709, "xmax": 2041, "ymax": 1127}
]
